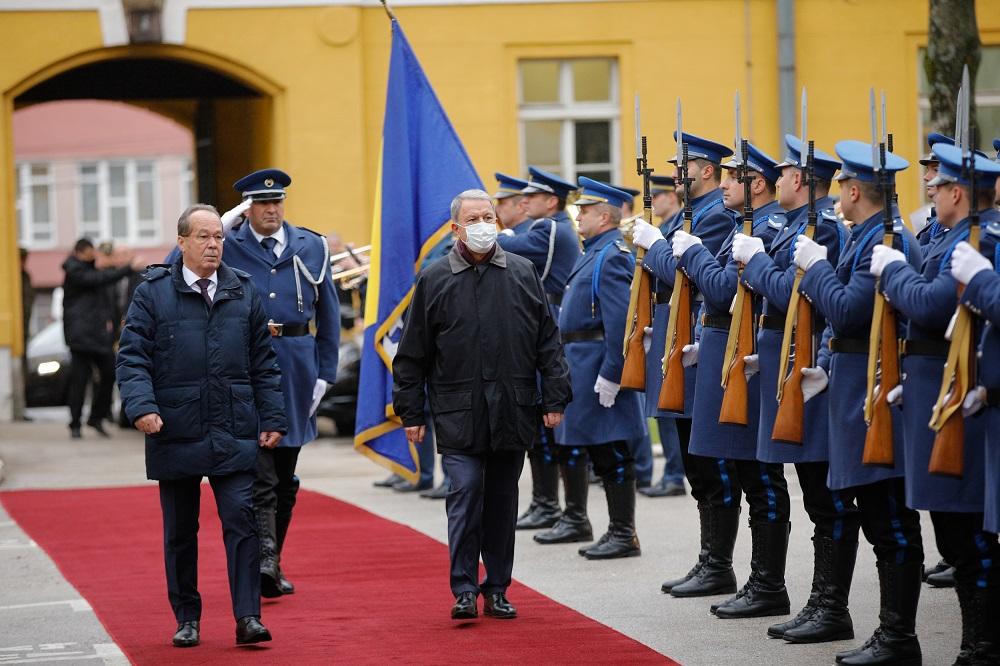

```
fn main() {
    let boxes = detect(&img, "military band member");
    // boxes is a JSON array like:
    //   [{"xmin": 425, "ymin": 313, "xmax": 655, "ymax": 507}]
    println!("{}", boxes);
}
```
[
  {"xmin": 731, "ymin": 135, "xmax": 859, "ymax": 643},
  {"xmin": 791, "ymin": 141, "xmax": 923, "ymax": 665},
  {"xmin": 631, "ymin": 132, "xmax": 745, "ymax": 597},
  {"xmin": 535, "ymin": 178, "xmax": 645, "ymax": 560},
  {"xmin": 498, "ymin": 167, "xmax": 582, "ymax": 531},
  {"xmin": 872, "ymin": 143, "xmax": 1000, "ymax": 666}
]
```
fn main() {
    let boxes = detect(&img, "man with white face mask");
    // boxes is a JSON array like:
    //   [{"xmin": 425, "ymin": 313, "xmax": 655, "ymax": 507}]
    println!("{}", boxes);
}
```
[{"xmin": 393, "ymin": 189, "xmax": 571, "ymax": 621}]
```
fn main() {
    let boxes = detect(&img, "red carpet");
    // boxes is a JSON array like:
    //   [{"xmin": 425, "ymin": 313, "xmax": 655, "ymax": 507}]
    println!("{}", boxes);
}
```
[{"xmin": 1, "ymin": 486, "xmax": 674, "ymax": 664}]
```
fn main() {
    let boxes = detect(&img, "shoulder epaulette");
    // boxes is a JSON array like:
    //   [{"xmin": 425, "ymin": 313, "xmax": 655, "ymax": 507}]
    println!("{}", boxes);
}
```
[
  {"xmin": 767, "ymin": 214, "xmax": 785, "ymax": 230},
  {"xmin": 893, "ymin": 218, "xmax": 905, "ymax": 234},
  {"xmin": 296, "ymin": 226, "xmax": 326, "ymax": 239},
  {"xmin": 986, "ymin": 220, "xmax": 1000, "ymax": 237},
  {"xmin": 231, "ymin": 267, "xmax": 252, "ymax": 279},
  {"xmin": 820, "ymin": 208, "xmax": 839, "ymax": 222},
  {"xmin": 144, "ymin": 265, "xmax": 172, "ymax": 281},
  {"xmin": 614, "ymin": 240, "xmax": 631, "ymax": 254}
]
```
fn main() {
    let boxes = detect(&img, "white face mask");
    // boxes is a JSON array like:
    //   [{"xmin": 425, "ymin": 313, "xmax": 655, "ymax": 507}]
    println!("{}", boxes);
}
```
[{"xmin": 463, "ymin": 221, "xmax": 497, "ymax": 253}]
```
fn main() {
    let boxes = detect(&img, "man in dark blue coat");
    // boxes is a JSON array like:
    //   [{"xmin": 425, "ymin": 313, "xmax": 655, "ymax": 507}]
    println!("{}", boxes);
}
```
[{"xmin": 117, "ymin": 204, "xmax": 287, "ymax": 648}]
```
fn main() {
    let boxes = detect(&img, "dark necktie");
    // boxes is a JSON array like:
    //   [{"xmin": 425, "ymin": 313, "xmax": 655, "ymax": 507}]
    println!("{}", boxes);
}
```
[
  {"xmin": 196, "ymin": 278, "xmax": 213, "ymax": 306},
  {"xmin": 261, "ymin": 236, "xmax": 277, "ymax": 256}
]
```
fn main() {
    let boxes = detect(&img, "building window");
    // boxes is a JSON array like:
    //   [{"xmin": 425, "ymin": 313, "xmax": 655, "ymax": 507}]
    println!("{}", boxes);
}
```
[
  {"xmin": 15, "ymin": 162, "xmax": 56, "ymax": 249},
  {"xmin": 76, "ymin": 160, "xmax": 161, "ymax": 245},
  {"xmin": 180, "ymin": 158, "xmax": 194, "ymax": 212},
  {"xmin": 518, "ymin": 58, "xmax": 619, "ymax": 184}
]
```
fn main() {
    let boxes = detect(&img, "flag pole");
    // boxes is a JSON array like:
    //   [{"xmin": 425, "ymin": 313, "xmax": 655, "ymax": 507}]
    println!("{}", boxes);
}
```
[{"xmin": 379, "ymin": 0, "xmax": 397, "ymax": 21}]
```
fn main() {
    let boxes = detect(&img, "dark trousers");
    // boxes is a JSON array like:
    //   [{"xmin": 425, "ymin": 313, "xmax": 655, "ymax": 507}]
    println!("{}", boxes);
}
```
[
  {"xmin": 67, "ymin": 350, "xmax": 114, "ymax": 429},
  {"xmin": 442, "ymin": 450, "xmax": 525, "ymax": 596},
  {"xmin": 254, "ymin": 446, "xmax": 301, "ymax": 539},
  {"xmin": 795, "ymin": 461, "xmax": 861, "ymax": 542},
  {"xmin": 655, "ymin": 416, "xmax": 686, "ymax": 485},
  {"xmin": 839, "ymin": 477, "xmax": 923, "ymax": 564},
  {"xmin": 559, "ymin": 440, "xmax": 635, "ymax": 485},
  {"xmin": 930, "ymin": 511, "xmax": 999, "ymax": 589},
  {"xmin": 629, "ymin": 432, "xmax": 653, "ymax": 485},
  {"xmin": 159, "ymin": 473, "xmax": 260, "ymax": 622}
]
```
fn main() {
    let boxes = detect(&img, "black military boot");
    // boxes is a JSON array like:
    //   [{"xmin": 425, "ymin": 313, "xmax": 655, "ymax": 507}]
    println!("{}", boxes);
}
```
[
  {"xmin": 516, "ymin": 456, "xmax": 562, "ymax": 530},
  {"xmin": 715, "ymin": 522, "xmax": 790, "ymax": 618},
  {"xmin": 662, "ymin": 503, "xmax": 709, "ymax": 593},
  {"xmin": 256, "ymin": 509, "xmax": 283, "ymax": 598},
  {"xmin": 969, "ymin": 576, "xmax": 1000, "ymax": 666},
  {"xmin": 953, "ymin": 577, "xmax": 975, "ymax": 666},
  {"xmin": 835, "ymin": 561, "xmax": 921, "ymax": 665},
  {"xmin": 581, "ymin": 474, "xmax": 641, "ymax": 560},
  {"xmin": 274, "ymin": 508, "xmax": 295, "ymax": 595},
  {"xmin": 534, "ymin": 461, "xmax": 593, "ymax": 544},
  {"xmin": 671, "ymin": 505, "xmax": 739, "ymax": 598},
  {"xmin": 783, "ymin": 535, "xmax": 856, "ymax": 643},
  {"xmin": 769, "ymin": 535, "xmax": 824, "ymax": 638}
]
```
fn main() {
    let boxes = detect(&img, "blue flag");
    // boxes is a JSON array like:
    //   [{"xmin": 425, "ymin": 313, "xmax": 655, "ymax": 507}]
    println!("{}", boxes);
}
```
[{"xmin": 353, "ymin": 20, "xmax": 483, "ymax": 482}]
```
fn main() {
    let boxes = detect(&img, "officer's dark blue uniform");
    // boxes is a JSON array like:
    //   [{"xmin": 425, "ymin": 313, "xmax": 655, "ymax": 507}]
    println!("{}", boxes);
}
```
[
  {"xmin": 535, "ymin": 178, "xmax": 644, "ymax": 560},
  {"xmin": 916, "ymin": 133, "xmax": 955, "ymax": 247},
  {"xmin": 795, "ymin": 140, "xmax": 924, "ymax": 664}
]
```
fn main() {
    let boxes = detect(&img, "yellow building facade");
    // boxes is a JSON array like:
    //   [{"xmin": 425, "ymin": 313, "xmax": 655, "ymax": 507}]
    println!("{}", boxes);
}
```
[{"xmin": 0, "ymin": 0, "xmax": 998, "ymax": 418}]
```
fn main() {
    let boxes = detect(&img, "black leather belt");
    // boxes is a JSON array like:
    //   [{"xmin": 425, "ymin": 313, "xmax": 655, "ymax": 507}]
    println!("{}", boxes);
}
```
[
  {"xmin": 987, "ymin": 388, "xmax": 1000, "ymax": 407},
  {"xmin": 759, "ymin": 314, "xmax": 785, "ymax": 331},
  {"xmin": 654, "ymin": 290, "xmax": 671, "ymax": 305},
  {"xmin": 562, "ymin": 330, "xmax": 604, "ymax": 343},
  {"xmin": 701, "ymin": 313, "xmax": 732, "ymax": 329},
  {"xmin": 829, "ymin": 337, "xmax": 868, "ymax": 354},
  {"xmin": 900, "ymin": 339, "xmax": 949, "ymax": 357},
  {"xmin": 267, "ymin": 321, "xmax": 310, "ymax": 337},
  {"xmin": 546, "ymin": 292, "xmax": 563, "ymax": 307}
]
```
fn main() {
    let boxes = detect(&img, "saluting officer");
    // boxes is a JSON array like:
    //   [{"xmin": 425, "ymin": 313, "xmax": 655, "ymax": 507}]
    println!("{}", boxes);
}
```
[
  {"xmin": 791, "ymin": 141, "xmax": 923, "ymax": 665},
  {"xmin": 223, "ymin": 169, "xmax": 340, "ymax": 598},
  {"xmin": 498, "ymin": 167, "xmax": 582, "ymax": 532},
  {"xmin": 872, "ymin": 143, "xmax": 1000, "ymax": 666},
  {"xmin": 535, "ymin": 178, "xmax": 645, "ymax": 560},
  {"xmin": 733, "ymin": 135, "xmax": 858, "ymax": 643},
  {"xmin": 631, "ymin": 132, "xmax": 742, "ymax": 598}
]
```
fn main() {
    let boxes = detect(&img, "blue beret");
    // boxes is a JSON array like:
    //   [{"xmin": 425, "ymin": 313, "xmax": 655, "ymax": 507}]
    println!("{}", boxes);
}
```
[
  {"xmin": 233, "ymin": 168, "xmax": 291, "ymax": 201},
  {"xmin": 668, "ymin": 132, "xmax": 733, "ymax": 165},
  {"xmin": 928, "ymin": 143, "xmax": 1000, "ymax": 189},
  {"xmin": 722, "ymin": 141, "xmax": 781, "ymax": 184},
  {"xmin": 493, "ymin": 172, "xmax": 530, "ymax": 199},
  {"xmin": 522, "ymin": 166, "xmax": 578, "ymax": 199},
  {"xmin": 774, "ymin": 135, "xmax": 841, "ymax": 181},
  {"xmin": 833, "ymin": 140, "xmax": 909, "ymax": 184},
  {"xmin": 575, "ymin": 177, "xmax": 632, "ymax": 209}
]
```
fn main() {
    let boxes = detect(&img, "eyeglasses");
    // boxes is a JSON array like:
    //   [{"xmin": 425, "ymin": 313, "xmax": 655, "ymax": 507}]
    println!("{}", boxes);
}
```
[{"xmin": 183, "ymin": 233, "xmax": 226, "ymax": 244}]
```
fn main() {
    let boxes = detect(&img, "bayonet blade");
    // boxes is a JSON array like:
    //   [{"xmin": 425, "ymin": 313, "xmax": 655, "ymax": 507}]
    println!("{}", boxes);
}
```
[
  {"xmin": 676, "ymin": 97, "xmax": 683, "ymax": 164},
  {"xmin": 870, "ymin": 88, "xmax": 880, "ymax": 172},
  {"xmin": 960, "ymin": 65, "xmax": 971, "ymax": 156},
  {"xmin": 881, "ymin": 90, "xmax": 888, "ymax": 145},
  {"xmin": 800, "ymin": 87, "xmax": 807, "ymax": 164},
  {"xmin": 634, "ymin": 92, "xmax": 642, "ymax": 160},
  {"xmin": 735, "ymin": 90, "xmax": 743, "ymax": 164}
]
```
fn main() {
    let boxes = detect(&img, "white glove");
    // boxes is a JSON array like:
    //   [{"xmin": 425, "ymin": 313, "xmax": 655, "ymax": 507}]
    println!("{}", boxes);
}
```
[
  {"xmin": 886, "ymin": 384, "xmax": 903, "ymax": 406},
  {"xmin": 793, "ymin": 235, "xmax": 828, "ymax": 272},
  {"xmin": 681, "ymin": 343, "xmax": 699, "ymax": 367},
  {"xmin": 594, "ymin": 375, "xmax": 620, "ymax": 408},
  {"xmin": 963, "ymin": 385, "xmax": 987, "ymax": 417},
  {"xmin": 870, "ymin": 245, "xmax": 906, "ymax": 277},
  {"xmin": 671, "ymin": 230, "xmax": 702, "ymax": 258},
  {"xmin": 732, "ymin": 233, "xmax": 765, "ymax": 264},
  {"xmin": 499, "ymin": 228, "xmax": 515, "ymax": 237},
  {"xmin": 801, "ymin": 367, "xmax": 828, "ymax": 403},
  {"xmin": 643, "ymin": 326, "xmax": 653, "ymax": 354},
  {"xmin": 743, "ymin": 354, "xmax": 759, "ymax": 382},
  {"xmin": 309, "ymin": 378, "xmax": 329, "ymax": 417},
  {"xmin": 221, "ymin": 198, "xmax": 252, "ymax": 232},
  {"xmin": 631, "ymin": 217, "xmax": 666, "ymax": 250},
  {"xmin": 951, "ymin": 241, "xmax": 992, "ymax": 286}
]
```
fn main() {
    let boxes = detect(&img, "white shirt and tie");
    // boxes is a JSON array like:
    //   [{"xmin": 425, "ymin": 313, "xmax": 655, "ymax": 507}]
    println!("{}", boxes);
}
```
[
  {"xmin": 182, "ymin": 265, "xmax": 218, "ymax": 304},
  {"xmin": 250, "ymin": 226, "xmax": 286, "ymax": 259}
]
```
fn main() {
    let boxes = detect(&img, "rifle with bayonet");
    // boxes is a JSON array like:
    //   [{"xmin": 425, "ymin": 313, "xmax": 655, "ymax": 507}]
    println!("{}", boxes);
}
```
[
  {"xmin": 719, "ymin": 91, "xmax": 755, "ymax": 425},
  {"xmin": 658, "ymin": 99, "xmax": 693, "ymax": 412},
  {"xmin": 772, "ymin": 88, "xmax": 814, "ymax": 445},
  {"xmin": 622, "ymin": 93, "xmax": 654, "ymax": 390},
  {"xmin": 929, "ymin": 67, "xmax": 976, "ymax": 477},
  {"xmin": 862, "ymin": 89, "xmax": 900, "ymax": 466}
]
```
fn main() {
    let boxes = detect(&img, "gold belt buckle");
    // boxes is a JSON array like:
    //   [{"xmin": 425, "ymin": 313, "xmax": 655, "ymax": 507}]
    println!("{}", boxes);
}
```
[{"xmin": 267, "ymin": 319, "xmax": 284, "ymax": 337}]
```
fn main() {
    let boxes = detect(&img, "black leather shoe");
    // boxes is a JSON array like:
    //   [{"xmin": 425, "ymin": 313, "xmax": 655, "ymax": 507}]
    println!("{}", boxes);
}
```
[
  {"xmin": 373, "ymin": 473, "xmax": 403, "ymax": 488},
  {"xmin": 451, "ymin": 592, "xmax": 478, "ymax": 619},
  {"xmin": 276, "ymin": 566, "xmax": 295, "ymax": 595},
  {"xmin": 393, "ymin": 479, "xmax": 433, "ymax": 492},
  {"xmin": 925, "ymin": 565, "xmax": 955, "ymax": 588},
  {"xmin": 516, "ymin": 506, "xmax": 561, "ymax": 530},
  {"xmin": 70, "ymin": 426, "xmax": 82, "ymax": 439},
  {"xmin": 420, "ymin": 482, "xmax": 449, "ymax": 499},
  {"xmin": 484, "ymin": 592, "xmax": 517, "ymax": 619},
  {"xmin": 580, "ymin": 532, "xmax": 609, "ymax": 556},
  {"xmin": 172, "ymin": 621, "xmax": 199, "ymax": 647},
  {"xmin": 922, "ymin": 558, "xmax": 950, "ymax": 581},
  {"xmin": 235, "ymin": 616, "xmax": 271, "ymax": 645},
  {"xmin": 87, "ymin": 420, "xmax": 110, "ymax": 438},
  {"xmin": 534, "ymin": 517, "xmax": 593, "ymax": 544},
  {"xmin": 639, "ymin": 479, "xmax": 687, "ymax": 497}
]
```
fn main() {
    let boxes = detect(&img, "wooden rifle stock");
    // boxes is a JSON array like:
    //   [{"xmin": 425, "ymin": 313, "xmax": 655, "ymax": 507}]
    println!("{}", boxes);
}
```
[
  {"xmin": 862, "ymin": 304, "xmax": 899, "ymax": 465},
  {"xmin": 719, "ymin": 287, "xmax": 753, "ymax": 424},
  {"xmin": 658, "ymin": 273, "xmax": 691, "ymax": 412},
  {"xmin": 621, "ymin": 256, "xmax": 652, "ymax": 390},
  {"xmin": 771, "ymin": 293, "xmax": 812, "ymax": 443}
]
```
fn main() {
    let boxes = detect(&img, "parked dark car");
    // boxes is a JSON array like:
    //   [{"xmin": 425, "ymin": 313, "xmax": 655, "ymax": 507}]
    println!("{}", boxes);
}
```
[
  {"xmin": 317, "ymin": 332, "xmax": 361, "ymax": 436},
  {"xmin": 25, "ymin": 320, "xmax": 71, "ymax": 407}
]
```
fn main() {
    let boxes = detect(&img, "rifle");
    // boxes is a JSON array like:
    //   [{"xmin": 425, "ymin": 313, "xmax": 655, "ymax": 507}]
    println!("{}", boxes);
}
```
[
  {"xmin": 862, "ymin": 89, "xmax": 900, "ymax": 466},
  {"xmin": 658, "ymin": 99, "xmax": 693, "ymax": 412},
  {"xmin": 621, "ymin": 94, "xmax": 654, "ymax": 390},
  {"xmin": 928, "ymin": 67, "xmax": 975, "ymax": 477},
  {"xmin": 719, "ymin": 91, "xmax": 754, "ymax": 425},
  {"xmin": 772, "ymin": 88, "xmax": 814, "ymax": 445}
]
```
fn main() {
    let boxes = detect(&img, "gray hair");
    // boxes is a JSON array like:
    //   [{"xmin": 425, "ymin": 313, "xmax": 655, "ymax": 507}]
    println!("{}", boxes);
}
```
[
  {"xmin": 600, "ymin": 202, "xmax": 623, "ymax": 225},
  {"xmin": 450, "ymin": 189, "xmax": 493, "ymax": 222},
  {"xmin": 177, "ymin": 204, "xmax": 221, "ymax": 236}
]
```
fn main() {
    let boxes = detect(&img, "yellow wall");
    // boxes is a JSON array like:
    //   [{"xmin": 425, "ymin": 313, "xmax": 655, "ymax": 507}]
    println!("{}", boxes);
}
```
[{"xmin": 2, "ymin": 0, "xmax": 1000, "ymax": 363}]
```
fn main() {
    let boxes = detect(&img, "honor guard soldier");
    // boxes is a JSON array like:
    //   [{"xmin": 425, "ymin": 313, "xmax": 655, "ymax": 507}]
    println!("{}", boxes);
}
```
[
  {"xmin": 535, "ymin": 178, "xmax": 645, "ymax": 559},
  {"xmin": 631, "ymin": 132, "xmax": 744, "ymax": 598},
  {"xmin": 732, "ymin": 135, "xmax": 859, "ymax": 643},
  {"xmin": 873, "ymin": 143, "xmax": 1000, "ymax": 666},
  {"xmin": 498, "ymin": 166, "xmax": 582, "ymax": 532},
  {"xmin": 791, "ymin": 141, "xmax": 923, "ymax": 665},
  {"xmin": 916, "ymin": 133, "xmax": 954, "ymax": 247},
  {"xmin": 494, "ymin": 172, "xmax": 532, "ymax": 233},
  {"xmin": 219, "ymin": 169, "xmax": 340, "ymax": 598}
]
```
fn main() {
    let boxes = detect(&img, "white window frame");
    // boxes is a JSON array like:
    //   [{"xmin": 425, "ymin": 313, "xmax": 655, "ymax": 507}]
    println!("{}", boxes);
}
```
[
  {"xmin": 180, "ymin": 158, "xmax": 194, "ymax": 212},
  {"xmin": 518, "ymin": 58, "xmax": 620, "ymax": 184},
  {"xmin": 15, "ymin": 162, "xmax": 57, "ymax": 249},
  {"xmin": 76, "ymin": 159, "xmax": 162, "ymax": 246}
]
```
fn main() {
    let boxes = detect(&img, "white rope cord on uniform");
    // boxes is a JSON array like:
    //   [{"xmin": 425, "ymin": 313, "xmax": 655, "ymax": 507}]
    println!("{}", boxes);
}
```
[
  {"xmin": 539, "ymin": 219, "xmax": 558, "ymax": 283},
  {"xmin": 291, "ymin": 239, "xmax": 330, "ymax": 313}
]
